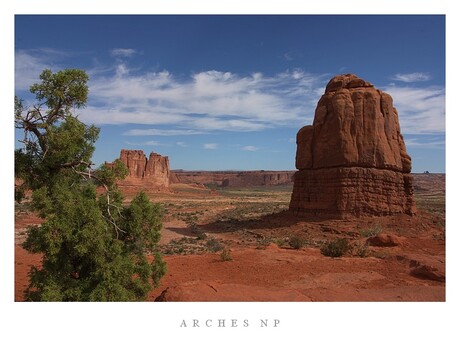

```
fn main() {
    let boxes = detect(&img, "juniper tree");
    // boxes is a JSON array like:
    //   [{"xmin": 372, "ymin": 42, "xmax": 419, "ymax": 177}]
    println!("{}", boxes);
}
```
[{"xmin": 15, "ymin": 69, "xmax": 166, "ymax": 301}]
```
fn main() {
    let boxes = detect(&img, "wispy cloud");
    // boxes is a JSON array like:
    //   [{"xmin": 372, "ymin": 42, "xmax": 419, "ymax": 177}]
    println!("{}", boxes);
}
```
[
  {"xmin": 203, "ymin": 143, "xmax": 218, "ymax": 150},
  {"xmin": 79, "ymin": 67, "xmax": 327, "ymax": 131},
  {"xmin": 111, "ymin": 48, "xmax": 137, "ymax": 58},
  {"xmin": 241, "ymin": 145, "xmax": 259, "ymax": 151},
  {"xmin": 15, "ymin": 49, "xmax": 66, "ymax": 90},
  {"xmin": 391, "ymin": 72, "xmax": 431, "ymax": 83},
  {"xmin": 404, "ymin": 137, "xmax": 445, "ymax": 149},
  {"xmin": 124, "ymin": 128, "xmax": 204, "ymax": 136},
  {"xmin": 15, "ymin": 49, "xmax": 445, "ymax": 138},
  {"xmin": 176, "ymin": 141, "xmax": 188, "ymax": 147},
  {"xmin": 283, "ymin": 52, "xmax": 294, "ymax": 61},
  {"xmin": 125, "ymin": 140, "xmax": 164, "ymax": 146},
  {"xmin": 382, "ymin": 85, "xmax": 445, "ymax": 134}
]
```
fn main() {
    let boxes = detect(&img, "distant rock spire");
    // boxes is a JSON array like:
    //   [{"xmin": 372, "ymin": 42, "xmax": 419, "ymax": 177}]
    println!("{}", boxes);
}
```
[{"xmin": 109, "ymin": 149, "xmax": 171, "ymax": 191}]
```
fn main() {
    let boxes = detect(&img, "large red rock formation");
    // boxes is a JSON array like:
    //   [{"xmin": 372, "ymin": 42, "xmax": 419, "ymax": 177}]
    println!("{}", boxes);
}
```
[
  {"xmin": 109, "ymin": 149, "xmax": 171, "ymax": 190},
  {"xmin": 290, "ymin": 74, "xmax": 416, "ymax": 217}
]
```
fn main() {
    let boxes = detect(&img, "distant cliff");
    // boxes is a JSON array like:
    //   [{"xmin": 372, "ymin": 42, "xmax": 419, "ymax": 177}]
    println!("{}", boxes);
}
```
[{"xmin": 172, "ymin": 170, "xmax": 294, "ymax": 187}]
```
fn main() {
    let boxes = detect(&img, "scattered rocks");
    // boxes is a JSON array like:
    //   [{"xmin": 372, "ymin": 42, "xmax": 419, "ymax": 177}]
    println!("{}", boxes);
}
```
[
  {"xmin": 410, "ymin": 265, "xmax": 445, "ymax": 282},
  {"xmin": 396, "ymin": 253, "xmax": 445, "ymax": 282},
  {"xmin": 367, "ymin": 233, "xmax": 405, "ymax": 247}
]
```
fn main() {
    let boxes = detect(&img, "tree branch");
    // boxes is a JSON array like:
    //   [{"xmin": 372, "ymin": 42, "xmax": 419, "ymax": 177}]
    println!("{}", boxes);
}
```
[{"xmin": 73, "ymin": 168, "xmax": 126, "ymax": 239}]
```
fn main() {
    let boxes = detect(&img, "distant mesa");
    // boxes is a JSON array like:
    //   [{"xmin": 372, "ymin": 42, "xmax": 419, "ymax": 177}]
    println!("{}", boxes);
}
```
[
  {"xmin": 107, "ymin": 149, "xmax": 171, "ymax": 191},
  {"xmin": 172, "ymin": 170, "xmax": 294, "ymax": 188},
  {"xmin": 107, "ymin": 150, "xmax": 295, "ymax": 191},
  {"xmin": 290, "ymin": 74, "xmax": 416, "ymax": 217}
]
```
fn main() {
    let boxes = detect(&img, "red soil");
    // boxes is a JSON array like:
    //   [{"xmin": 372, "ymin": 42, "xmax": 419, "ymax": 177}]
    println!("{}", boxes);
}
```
[
  {"xmin": 15, "ymin": 211, "xmax": 445, "ymax": 302},
  {"xmin": 15, "ymin": 175, "xmax": 445, "ymax": 302}
]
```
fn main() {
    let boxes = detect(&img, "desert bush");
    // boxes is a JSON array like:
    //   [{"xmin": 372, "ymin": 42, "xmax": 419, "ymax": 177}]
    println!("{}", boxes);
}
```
[
  {"xmin": 353, "ymin": 242, "xmax": 370, "ymax": 258},
  {"xmin": 196, "ymin": 231, "xmax": 208, "ymax": 240},
  {"xmin": 206, "ymin": 238, "xmax": 224, "ymax": 253},
  {"xmin": 360, "ymin": 224, "xmax": 383, "ymax": 238},
  {"xmin": 288, "ymin": 236, "xmax": 304, "ymax": 250},
  {"xmin": 273, "ymin": 238, "xmax": 286, "ymax": 247},
  {"xmin": 320, "ymin": 238, "xmax": 350, "ymax": 257},
  {"xmin": 371, "ymin": 250, "xmax": 389, "ymax": 259},
  {"xmin": 180, "ymin": 213, "xmax": 199, "ymax": 231},
  {"xmin": 220, "ymin": 248, "xmax": 233, "ymax": 261}
]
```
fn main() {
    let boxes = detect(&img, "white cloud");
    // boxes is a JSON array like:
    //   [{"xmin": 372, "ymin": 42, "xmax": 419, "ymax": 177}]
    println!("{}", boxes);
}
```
[
  {"xmin": 203, "ymin": 143, "xmax": 218, "ymax": 150},
  {"xmin": 125, "ymin": 140, "xmax": 163, "ymax": 146},
  {"xmin": 391, "ymin": 72, "xmax": 431, "ymax": 83},
  {"xmin": 15, "ymin": 50, "xmax": 445, "ymax": 138},
  {"xmin": 123, "ymin": 128, "xmax": 204, "ymax": 136},
  {"xmin": 116, "ymin": 64, "xmax": 129, "ymax": 77},
  {"xmin": 241, "ymin": 145, "xmax": 259, "ymax": 151},
  {"xmin": 284, "ymin": 52, "xmax": 294, "ymax": 61},
  {"xmin": 111, "ymin": 48, "xmax": 137, "ymax": 58},
  {"xmin": 383, "ymin": 85, "xmax": 445, "ymax": 134},
  {"xmin": 176, "ymin": 141, "xmax": 188, "ymax": 147},
  {"xmin": 80, "ymin": 67, "xmax": 326, "ymax": 131},
  {"xmin": 404, "ymin": 137, "xmax": 445, "ymax": 149},
  {"xmin": 15, "ymin": 49, "xmax": 66, "ymax": 91}
]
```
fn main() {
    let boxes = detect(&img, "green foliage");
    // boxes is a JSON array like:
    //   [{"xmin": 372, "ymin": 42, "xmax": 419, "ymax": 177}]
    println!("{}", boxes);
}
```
[
  {"xmin": 360, "ymin": 224, "xmax": 383, "ymax": 238},
  {"xmin": 29, "ymin": 69, "xmax": 89, "ymax": 114},
  {"xmin": 353, "ymin": 242, "xmax": 371, "ymax": 258},
  {"xmin": 220, "ymin": 248, "xmax": 233, "ymax": 262},
  {"xmin": 288, "ymin": 236, "xmax": 304, "ymax": 250},
  {"xmin": 320, "ymin": 238, "xmax": 351, "ymax": 258},
  {"xmin": 273, "ymin": 238, "xmax": 286, "ymax": 247},
  {"xmin": 195, "ymin": 232, "xmax": 208, "ymax": 240},
  {"xmin": 16, "ymin": 69, "xmax": 165, "ymax": 301},
  {"xmin": 206, "ymin": 238, "xmax": 224, "ymax": 253}
]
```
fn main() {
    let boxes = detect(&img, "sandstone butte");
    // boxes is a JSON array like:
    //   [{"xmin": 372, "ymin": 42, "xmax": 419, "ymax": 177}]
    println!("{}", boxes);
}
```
[
  {"xmin": 107, "ymin": 149, "xmax": 171, "ymax": 191},
  {"xmin": 289, "ymin": 74, "xmax": 416, "ymax": 217}
]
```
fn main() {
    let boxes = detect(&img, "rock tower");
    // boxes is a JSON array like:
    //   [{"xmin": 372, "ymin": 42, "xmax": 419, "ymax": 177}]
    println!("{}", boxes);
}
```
[
  {"xmin": 108, "ymin": 149, "xmax": 171, "ymax": 190},
  {"xmin": 289, "ymin": 74, "xmax": 416, "ymax": 217}
]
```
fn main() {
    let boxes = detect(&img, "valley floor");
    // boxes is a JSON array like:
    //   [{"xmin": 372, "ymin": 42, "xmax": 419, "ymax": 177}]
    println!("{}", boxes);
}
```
[{"xmin": 15, "ymin": 174, "xmax": 445, "ymax": 302}]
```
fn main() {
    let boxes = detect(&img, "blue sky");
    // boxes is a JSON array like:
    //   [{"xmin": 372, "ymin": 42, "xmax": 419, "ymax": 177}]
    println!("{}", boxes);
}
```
[{"xmin": 14, "ymin": 15, "xmax": 446, "ymax": 172}]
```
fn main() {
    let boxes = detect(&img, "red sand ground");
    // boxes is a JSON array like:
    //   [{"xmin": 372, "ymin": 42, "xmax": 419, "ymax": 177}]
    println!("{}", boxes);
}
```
[{"xmin": 15, "ymin": 175, "xmax": 445, "ymax": 302}]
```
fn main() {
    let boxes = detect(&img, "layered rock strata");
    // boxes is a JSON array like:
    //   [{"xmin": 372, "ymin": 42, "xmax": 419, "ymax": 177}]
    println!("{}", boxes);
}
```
[
  {"xmin": 172, "ymin": 170, "xmax": 294, "ymax": 187},
  {"xmin": 108, "ymin": 149, "xmax": 171, "ymax": 190},
  {"xmin": 289, "ymin": 74, "xmax": 416, "ymax": 217}
]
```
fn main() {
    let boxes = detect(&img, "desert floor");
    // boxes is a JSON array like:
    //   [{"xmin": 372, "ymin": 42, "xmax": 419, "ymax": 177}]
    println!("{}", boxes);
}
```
[{"xmin": 15, "ymin": 174, "xmax": 445, "ymax": 301}]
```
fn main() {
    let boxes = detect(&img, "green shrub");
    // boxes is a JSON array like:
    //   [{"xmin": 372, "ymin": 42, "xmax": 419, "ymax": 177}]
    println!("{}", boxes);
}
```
[
  {"xmin": 273, "ymin": 238, "xmax": 286, "ymax": 247},
  {"xmin": 196, "ymin": 232, "xmax": 208, "ymax": 240},
  {"xmin": 360, "ymin": 224, "xmax": 383, "ymax": 238},
  {"xmin": 220, "ymin": 248, "xmax": 233, "ymax": 261},
  {"xmin": 206, "ymin": 238, "xmax": 224, "ymax": 253},
  {"xmin": 320, "ymin": 238, "xmax": 350, "ymax": 257},
  {"xmin": 289, "ymin": 236, "xmax": 304, "ymax": 250},
  {"xmin": 353, "ymin": 242, "xmax": 370, "ymax": 258}
]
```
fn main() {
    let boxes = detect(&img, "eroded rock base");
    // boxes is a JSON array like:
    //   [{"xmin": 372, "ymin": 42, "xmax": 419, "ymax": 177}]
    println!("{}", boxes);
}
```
[{"xmin": 289, "ymin": 167, "xmax": 416, "ymax": 217}]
